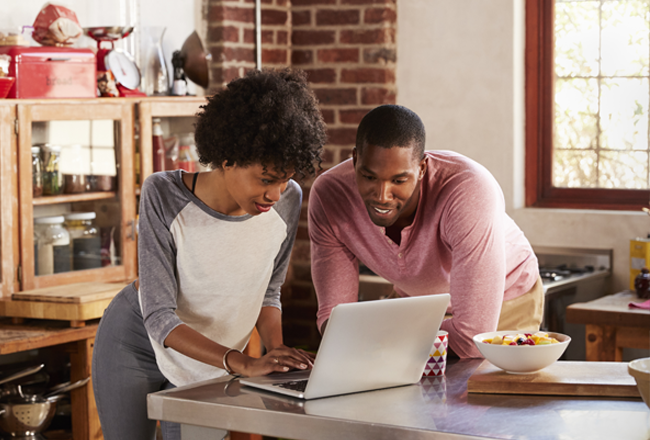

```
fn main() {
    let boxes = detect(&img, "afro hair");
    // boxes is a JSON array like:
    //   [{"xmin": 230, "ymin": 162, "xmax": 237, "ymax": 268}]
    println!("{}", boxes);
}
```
[{"xmin": 194, "ymin": 68, "xmax": 326, "ymax": 179}]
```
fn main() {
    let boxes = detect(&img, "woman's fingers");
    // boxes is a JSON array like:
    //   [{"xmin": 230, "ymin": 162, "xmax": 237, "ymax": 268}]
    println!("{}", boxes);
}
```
[{"xmin": 267, "ymin": 347, "xmax": 314, "ymax": 370}]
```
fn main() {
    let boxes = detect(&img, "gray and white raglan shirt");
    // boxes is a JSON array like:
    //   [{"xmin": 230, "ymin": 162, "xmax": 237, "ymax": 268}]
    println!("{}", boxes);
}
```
[{"xmin": 137, "ymin": 170, "xmax": 301, "ymax": 386}]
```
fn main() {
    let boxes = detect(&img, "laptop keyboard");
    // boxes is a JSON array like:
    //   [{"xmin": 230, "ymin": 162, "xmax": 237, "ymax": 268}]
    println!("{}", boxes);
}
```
[{"xmin": 273, "ymin": 379, "xmax": 308, "ymax": 392}]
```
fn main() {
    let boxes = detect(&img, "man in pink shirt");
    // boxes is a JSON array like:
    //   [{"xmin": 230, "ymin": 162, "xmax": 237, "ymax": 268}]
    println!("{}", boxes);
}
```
[{"xmin": 308, "ymin": 105, "xmax": 542, "ymax": 358}]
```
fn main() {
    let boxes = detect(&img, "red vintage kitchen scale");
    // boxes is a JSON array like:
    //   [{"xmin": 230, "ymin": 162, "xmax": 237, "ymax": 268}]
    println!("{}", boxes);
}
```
[{"xmin": 84, "ymin": 26, "xmax": 145, "ymax": 97}]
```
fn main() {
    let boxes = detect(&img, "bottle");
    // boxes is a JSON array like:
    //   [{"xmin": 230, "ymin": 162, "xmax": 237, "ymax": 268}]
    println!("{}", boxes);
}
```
[
  {"xmin": 31, "ymin": 146, "xmax": 43, "ymax": 198},
  {"xmin": 165, "ymin": 136, "xmax": 179, "ymax": 171},
  {"xmin": 34, "ymin": 216, "xmax": 71, "ymax": 275},
  {"xmin": 177, "ymin": 144, "xmax": 196, "ymax": 172},
  {"xmin": 41, "ymin": 144, "xmax": 63, "ymax": 195},
  {"xmin": 65, "ymin": 212, "xmax": 102, "ymax": 271},
  {"xmin": 171, "ymin": 50, "xmax": 187, "ymax": 96},
  {"xmin": 152, "ymin": 118, "xmax": 166, "ymax": 172},
  {"xmin": 634, "ymin": 267, "xmax": 650, "ymax": 299}
]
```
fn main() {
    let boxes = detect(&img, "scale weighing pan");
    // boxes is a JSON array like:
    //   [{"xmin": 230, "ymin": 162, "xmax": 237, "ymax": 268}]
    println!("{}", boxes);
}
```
[{"xmin": 84, "ymin": 26, "xmax": 134, "ymax": 42}]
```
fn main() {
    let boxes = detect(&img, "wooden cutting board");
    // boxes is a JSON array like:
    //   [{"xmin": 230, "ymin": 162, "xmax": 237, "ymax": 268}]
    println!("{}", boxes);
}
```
[
  {"xmin": 467, "ymin": 360, "xmax": 641, "ymax": 398},
  {"xmin": 12, "ymin": 282, "xmax": 127, "ymax": 304}
]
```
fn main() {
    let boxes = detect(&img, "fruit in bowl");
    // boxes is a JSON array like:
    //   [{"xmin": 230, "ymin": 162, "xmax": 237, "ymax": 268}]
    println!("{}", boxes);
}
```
[
  {"xmin": 627, "ymin": 357, "xmax": 650, "ymax": 410},
  {"xmin": 472, "ymin": 330, "xmax": 571, "ymax": 374}
]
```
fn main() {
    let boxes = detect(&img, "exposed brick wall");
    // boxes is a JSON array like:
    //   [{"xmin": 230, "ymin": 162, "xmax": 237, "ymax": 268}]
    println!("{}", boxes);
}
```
[
  {"xmin": 205, "ymin": 0, "xmax": 397, "ymax": 350},
  {"xmin": 206, "ymin": 0, "xmax": 291, "ymax": 92},
  {"xmin": 285, "ymin": 0, "xmax": 397, "ymax": 349}
]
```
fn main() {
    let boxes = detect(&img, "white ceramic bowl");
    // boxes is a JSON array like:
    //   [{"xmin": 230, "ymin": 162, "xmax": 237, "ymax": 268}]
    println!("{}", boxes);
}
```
[
  {"xmin": 472, "ymin": 330, "xmax": 571, "ymax": 374},
  {"xmin": 628, "ymin": 357, "xmax": 650, "ymax": 410}
]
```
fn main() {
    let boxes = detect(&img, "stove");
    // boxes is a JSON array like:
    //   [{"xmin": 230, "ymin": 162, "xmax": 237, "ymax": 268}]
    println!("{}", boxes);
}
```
[
  {"xmin": 534, "ymin": 246, "xmax": 612, "ymax": 360},
  {"xmin": 539, "ymin": 264, "xmax": 594, "ymax": 282}
]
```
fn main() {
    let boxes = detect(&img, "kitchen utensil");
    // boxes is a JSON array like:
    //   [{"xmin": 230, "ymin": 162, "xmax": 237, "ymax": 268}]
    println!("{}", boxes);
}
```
[
  {"xmin": 468, "ymin": 360, "xmax": 640, "ymax": 397},
  {"xmin": 105, "ymin": 49, "xmax": 141, "ymax": 90},
  {"xmin": 628, "ymin": 357, "xmax": 650, "ymax": 409},
  {"xmin": 179, "ymin": 30, "xmax": 211, "ymax": 89},
  {"xmin": 43, "ymin": 377, "xmax": 90, "ymax": 400},
  {"xmin": 0, "ymin": 376, "xmax": 90, "ymax": 437},
  {"xmin": 0, "ymin": 393, "xmax": 56, "ymax": 438},
  {"xmin": 0, "ymin": 365, "xmax": 45, "ymax": 388},
  {"xmin": 83, "ymin": 26, "xmax": 143, "ymax": 96},
  {"xmin": 472, "ymin": 331, "xmax": 570, "ymax": 374},
  {"xmin": 84, "ymin": 26, "xmax": 133, "ymax": 42}
]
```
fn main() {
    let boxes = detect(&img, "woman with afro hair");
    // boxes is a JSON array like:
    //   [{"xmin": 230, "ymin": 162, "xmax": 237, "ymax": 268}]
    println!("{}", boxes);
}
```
[{"xmin": 92, "ymin": 69, "xmax": 326, "ymax": 440}]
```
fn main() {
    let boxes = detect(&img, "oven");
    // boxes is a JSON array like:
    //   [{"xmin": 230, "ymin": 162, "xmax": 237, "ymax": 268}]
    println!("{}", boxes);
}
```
[{"xmin": 534, "ymin": 246, "xmax": 613, "ymax": 360}]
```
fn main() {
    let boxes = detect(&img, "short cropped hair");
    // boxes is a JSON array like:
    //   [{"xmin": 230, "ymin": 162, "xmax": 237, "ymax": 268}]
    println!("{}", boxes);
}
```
[
  {"xmin": 355, "ymin": 105, "xmax": 425, "ymax": 160},
  {"xmin": 194, "ymin": 68, "xmax": 326, "ymax": 179}
]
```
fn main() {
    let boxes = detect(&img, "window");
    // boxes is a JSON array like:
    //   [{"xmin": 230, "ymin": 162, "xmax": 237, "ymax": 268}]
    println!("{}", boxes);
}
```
[{"xmin": 526, "ymin": 0, "xmax": 650, "ymax": 210}]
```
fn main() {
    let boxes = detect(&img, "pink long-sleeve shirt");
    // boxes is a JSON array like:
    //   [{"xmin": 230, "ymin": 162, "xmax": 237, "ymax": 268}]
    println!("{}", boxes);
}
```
[{"xmin": 308, "ymin": 151, "xmax": 539, "ymax": 358}]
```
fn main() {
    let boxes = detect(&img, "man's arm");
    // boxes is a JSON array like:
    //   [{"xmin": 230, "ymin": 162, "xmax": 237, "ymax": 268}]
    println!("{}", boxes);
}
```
[
  {"xmin": 438, "ymin": 170, "xmax": 507, "ymax": 358},
  {"xmin": 308, "ymin": 183, "xmax": 360, "ymax": 333}
]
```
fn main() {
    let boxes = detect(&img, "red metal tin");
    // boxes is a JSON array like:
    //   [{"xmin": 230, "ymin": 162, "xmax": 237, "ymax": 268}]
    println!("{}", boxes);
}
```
[{"xmin": 0, "ymin": 46, "xmax": 96, "ymax": 99}]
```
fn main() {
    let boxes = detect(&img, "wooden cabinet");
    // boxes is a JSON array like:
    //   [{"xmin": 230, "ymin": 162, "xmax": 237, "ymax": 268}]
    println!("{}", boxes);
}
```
[
  {"xmin": 0, "ymin": 96, "xmax": 211, "ymax": 440},
  {"xmin": 0, "ymin": 103, "xmax": 19, "ymax": 297},
  {"xmin": 137, "ymin": 96, "xmax": 206, "ymax": 184},
  {"xmin": 17, "ymin": 100, "xmax": 137, "ymax": 291},
  {"xmin": 0, "ymin": 96, "xmax": 207, "ymax": 298}
]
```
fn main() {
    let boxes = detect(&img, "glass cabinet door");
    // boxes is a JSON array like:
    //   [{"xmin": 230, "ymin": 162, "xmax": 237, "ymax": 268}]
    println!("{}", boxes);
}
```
[
  {"xmin": 0, "ymin": 103, "xmax": 18, "ymax": 296},
  {"xmin": 17, "ymin": 101, "xmax": 137, "ymax": 290},
  {"xmin": 137, "ymin": 97, "xmax": 207, "ymax": 187}
]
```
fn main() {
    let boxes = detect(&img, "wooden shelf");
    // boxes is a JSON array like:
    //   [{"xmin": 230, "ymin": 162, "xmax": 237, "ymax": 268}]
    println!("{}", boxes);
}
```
[
  {"xmin": 0, "ymin": 317, "xmax": 98, "ymax": 354},
  {"xmin": 33, "ymin": 191, "xmax": 117, "ymax": 206},
  {"xmin": 0, "ymin": 295, "xmax": 117, "ymax": 325}
]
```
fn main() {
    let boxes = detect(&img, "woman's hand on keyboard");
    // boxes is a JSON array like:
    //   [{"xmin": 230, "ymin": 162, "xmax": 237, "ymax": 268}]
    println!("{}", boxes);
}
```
[{"xmin": 232, "ymin": 345, "xmax": 315, "ymax": 377}]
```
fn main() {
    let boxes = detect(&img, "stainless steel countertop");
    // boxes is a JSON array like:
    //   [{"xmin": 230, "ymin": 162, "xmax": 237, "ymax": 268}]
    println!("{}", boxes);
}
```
[{"xmin": 147, "ymin": 358, "xmax": 650, "ymax": 440}]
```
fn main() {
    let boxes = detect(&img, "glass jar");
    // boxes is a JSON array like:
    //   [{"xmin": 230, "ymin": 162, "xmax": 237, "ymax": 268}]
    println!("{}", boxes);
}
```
[
  {"xmin": 64, "ymin": 212, "xmax": 102, "ymax": 271},
  {"xmin": 41, "ymin": 144, "xmax": 63, "ymax": 195},
  {"xmin": 31, "ymin": 146, "xmax": 43, "ymax": 198},
  {"xmin": 34, "ymin": 215, "xmax": 70, "ymax": 275}
]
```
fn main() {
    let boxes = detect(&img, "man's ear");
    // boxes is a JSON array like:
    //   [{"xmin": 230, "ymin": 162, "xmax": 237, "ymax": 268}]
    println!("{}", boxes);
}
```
[
  {"xmin": 418, "ymin": 158, "xmax": 426, "ymax": 180},
  {"xmin": 352, "ymin": 147, "xmax": 358, "ymax": 168}
]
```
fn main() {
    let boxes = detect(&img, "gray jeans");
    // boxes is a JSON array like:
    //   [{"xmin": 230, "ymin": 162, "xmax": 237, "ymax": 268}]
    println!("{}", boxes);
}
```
[{"xmin": 92, "ymin": 282, "xmax": 180, "ymax": 440}]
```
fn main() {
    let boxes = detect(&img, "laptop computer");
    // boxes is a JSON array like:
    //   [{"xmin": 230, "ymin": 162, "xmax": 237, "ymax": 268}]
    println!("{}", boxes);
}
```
[{"xmin": 240, "ymin": 293, "xmax": 450, "ymax": 400}]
